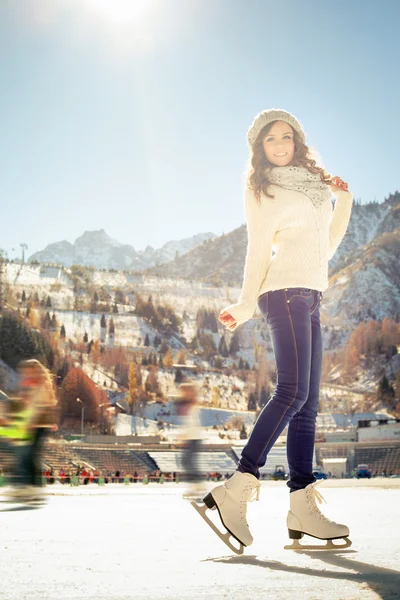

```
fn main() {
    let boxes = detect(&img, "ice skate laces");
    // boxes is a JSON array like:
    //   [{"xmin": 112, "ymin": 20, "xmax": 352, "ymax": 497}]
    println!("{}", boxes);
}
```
[
  {"xmin": 306, "ymin": 481, "xmax": 333, "ymax": 524},
  {"xmin": 239, "ymin": 481, "xmax": 260, "ymax": 523}
]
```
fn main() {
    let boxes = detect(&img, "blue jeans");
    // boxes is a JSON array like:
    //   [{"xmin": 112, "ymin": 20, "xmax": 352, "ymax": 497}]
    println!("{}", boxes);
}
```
[{"xmin": 237, "ymin": 287, "xmax": 323, "ymax": 492}]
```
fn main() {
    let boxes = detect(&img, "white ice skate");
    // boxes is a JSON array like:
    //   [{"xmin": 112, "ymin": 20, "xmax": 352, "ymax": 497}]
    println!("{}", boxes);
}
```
[
  {"xmin": 191, "ymin": 471, "xmax": 260, "ymax": 555},
  {"xmin": 1, "ymin": 485, "xmax": 45, "ymax": 505},
  {"xmin": 20, "ymin": 485, "xmax": 46, "ymax": 505},
  {"xmin": 284, "ymin": 481, "xmax": 352, "ymax": 550},
  {"xmin": 182, "ymin": 482, "xmax": 208, "ymax": 501},
  {"xmin": 1, "ymin": 486, "xmax": 29, "ymax": 502}
]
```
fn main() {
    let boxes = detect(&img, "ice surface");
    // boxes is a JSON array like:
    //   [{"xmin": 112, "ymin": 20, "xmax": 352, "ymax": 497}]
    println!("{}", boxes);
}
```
[{"xmin": 0, "ymin": 479, "xmax": 399, "ymax": 600}]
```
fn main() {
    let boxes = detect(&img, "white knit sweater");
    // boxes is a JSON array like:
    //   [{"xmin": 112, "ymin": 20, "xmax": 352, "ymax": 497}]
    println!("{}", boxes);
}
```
[{"xmin": 224, "ymin": 184, "xmax": 353, "ymax": 329}]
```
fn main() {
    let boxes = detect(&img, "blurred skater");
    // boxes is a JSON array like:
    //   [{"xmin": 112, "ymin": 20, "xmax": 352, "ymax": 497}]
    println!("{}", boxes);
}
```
[
  {"xmin": 174, "ymin": 382, "xmax": 205, "ymax": 499},
  {"xmin": 2, "ymin": 359, "xmax": 58, "ymax": 502}
]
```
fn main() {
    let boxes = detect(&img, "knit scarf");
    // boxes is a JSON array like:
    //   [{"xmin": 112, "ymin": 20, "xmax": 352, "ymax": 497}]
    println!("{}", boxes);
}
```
[{"xmin": 265, "ymin": 165, "xmax": 331, "ymax": 208}]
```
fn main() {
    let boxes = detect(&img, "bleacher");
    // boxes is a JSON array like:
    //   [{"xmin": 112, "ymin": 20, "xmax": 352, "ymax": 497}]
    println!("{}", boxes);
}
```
[
  {"xmin": 69, "ymin": 447, "xmax": 149, "ymax": 475},
  {"xmin": 42, "ymin": 443, "xmax": 89, "ymax": 470},
  {"xmin": 317, "ymin": 444, "xmax": 349, "ymax": 462},
  {"xmin": 147, "ymin": 451, "xmax": 237, "ymax": 474},
  {"xmin": 2, "ymin": 437, "xmax": 399, "ymax": 478},
  {"xmin": 232, "ymin": 445, "xmax": 289, "ymax": 474},
  {"xmin": 354, "ymin": 446, "xmax": 400, "ymax": 475},
  {"xmin": 0, "ymin": 441, "xmax": 14, "ymax": 471}
]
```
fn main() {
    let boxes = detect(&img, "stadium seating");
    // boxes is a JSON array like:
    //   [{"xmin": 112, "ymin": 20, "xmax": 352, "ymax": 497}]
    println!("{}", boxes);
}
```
[
  {"xmin": 354, "ymin": 446, "xmax": 400, "ymax": 475},
  {"xmin": 232, "ymin": 445, "xmax": 289, "ymax": 474},
  {"xmin": 147, "ymin": 451, "xmax": 237, "ymax": 474}
]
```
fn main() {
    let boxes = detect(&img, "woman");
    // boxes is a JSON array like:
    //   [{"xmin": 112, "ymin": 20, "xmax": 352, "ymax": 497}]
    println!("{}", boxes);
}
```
[
  {"xmin": 194, "ymin": 109, "xmax": 353, "ymax": 553},
  {"xmin": 18, "ymin": 359, "xmax": 58, "ymax": 497}
]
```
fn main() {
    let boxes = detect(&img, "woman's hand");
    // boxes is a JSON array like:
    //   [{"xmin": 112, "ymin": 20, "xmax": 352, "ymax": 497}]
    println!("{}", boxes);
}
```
[
  {"xmin": 330, "ymin": 176, "xmax": 350, "ymax": 194},
  {"xmin": 218, "ymin": 310, "xmax": 237, "ymax": 331}
]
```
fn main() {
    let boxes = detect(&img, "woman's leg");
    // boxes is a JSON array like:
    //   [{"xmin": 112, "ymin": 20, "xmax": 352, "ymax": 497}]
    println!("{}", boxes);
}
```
[
  {"xmin": 286, "ymin": 300, "xmax": 322, "ymax": 492},
  {"xmin": 237, "ymin": 288, "xmax": 319, "ymax": 479},
  {"xmin": 31, "ymin": 428, "xmax": 47, "ymax": 486}
]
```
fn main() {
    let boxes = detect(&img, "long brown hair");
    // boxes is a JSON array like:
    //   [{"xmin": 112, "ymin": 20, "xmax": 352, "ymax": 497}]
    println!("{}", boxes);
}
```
[
  {"xmin": 247, "ymin": 122, "xmax": 333, "ymax": 202},
  {"xmin": 18, "ymin": 358, "xmax": 57, "ymax": 406}
]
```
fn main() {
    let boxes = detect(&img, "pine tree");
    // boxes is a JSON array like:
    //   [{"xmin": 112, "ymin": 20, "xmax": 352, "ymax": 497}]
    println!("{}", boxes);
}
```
[
  {"xmin": 159, "ymin": 339, "xmax": 169, "ymax": 355},
  {"xmin": 60, "ymin": 324, "xmax": 66, "ymax": 339},
  {"xmin": 218, "ymin": 336, "xmax": 229, "ymax": 357},
  {"xmin": 229, "ymin": 331, "xmax": 240, "ymax": 355},
  {"xmin": 46, "ymin": 295, "xmax": 52, "ymax": 308},
  {"xmin": 240, "ymin": 423, "xmax": 247, "ymax": 439},
  {"xmin": 259, "ymin": 386, "xmax": 268, "ymax": 407},
  {"xmin": 100, "ymin": 313, "xmax": 107, "ymax": 329},
  {"xmin": 51, "ymin": 313, "xmax": 57, "ymax": 330},
  {"xmin": 247, "ymin": 392, "xmax": 257, "ymax": 411},
  {"xmin": 41, "ymin": 312, "xmax": 51, "ymax": 329},
  {"xmin": 174, "ymin": 368, "xmax": 184, "ymax": 383},
  {"xmin": 83, "ymin": 331, "xmax": 88, "ymax": 343},
  {"xmin": 144, "ymin": 333, "xmax": 150, "ymax": 346},
  {"xmin": 22, "ymin": 290, "xmax": 26, "ymax": 303},
  {"xmin": 107, "ymin": 318, "xmax": 114, "ymax": 333},
  {"xmin": 214, "ymin": 356, "xmax": 224, "ymax": 369},
  {"xmin": 377, "ymin": 373, "xmax": 396, "ymax": 407}
]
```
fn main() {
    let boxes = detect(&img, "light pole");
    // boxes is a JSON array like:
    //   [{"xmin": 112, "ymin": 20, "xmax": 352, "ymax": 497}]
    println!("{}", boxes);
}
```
[
  {"xmin": 99, "ymin": 402, "xmax": 108, "ymax": 434},
  {"xmin": 76, "ymin": 398, "xmax": 84, "ymax": 437}
]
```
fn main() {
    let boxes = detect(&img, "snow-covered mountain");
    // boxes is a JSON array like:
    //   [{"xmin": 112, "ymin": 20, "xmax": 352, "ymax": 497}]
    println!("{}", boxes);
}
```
[{"xmin": 28, "ymin": 230, "xmax": 217, "ymax": 271}]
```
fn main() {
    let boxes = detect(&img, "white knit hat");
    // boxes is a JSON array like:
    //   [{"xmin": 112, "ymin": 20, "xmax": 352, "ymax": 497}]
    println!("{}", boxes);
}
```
[{"xmin": 247, "ymin": 109, "xmax": 306, "ymax": 148}]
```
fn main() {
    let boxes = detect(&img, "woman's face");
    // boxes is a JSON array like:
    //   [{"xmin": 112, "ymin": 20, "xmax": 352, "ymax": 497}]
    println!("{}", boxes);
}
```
[{"xmin": 262, "ymin": 120, "xmax": 295, "ymax": 166}]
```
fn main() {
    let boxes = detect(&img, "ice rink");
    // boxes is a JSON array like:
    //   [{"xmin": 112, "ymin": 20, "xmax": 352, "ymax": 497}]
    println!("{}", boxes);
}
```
[{"xmin": 1, "ymin": 479, "xmax": 399, "ymax": 600}]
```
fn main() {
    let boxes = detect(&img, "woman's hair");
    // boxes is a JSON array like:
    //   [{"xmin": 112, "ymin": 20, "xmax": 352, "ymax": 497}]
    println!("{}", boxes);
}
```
[
  {"xmin": 247, "ymin": 121, "xmax": 333, "ymax": 202},
  {"xmin": 18, "ymin": 358, "xmax": 57, "ymax": 406}
]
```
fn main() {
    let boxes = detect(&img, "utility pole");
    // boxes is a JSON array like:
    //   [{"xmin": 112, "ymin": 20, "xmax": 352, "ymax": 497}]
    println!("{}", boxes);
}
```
[
  {"xmin": 76, "ymin": 398, "xmax": 84, "ymax": 437},
  {"xmin": 20, "ymin": 243, "xmax": 28, "ymax": 264}
]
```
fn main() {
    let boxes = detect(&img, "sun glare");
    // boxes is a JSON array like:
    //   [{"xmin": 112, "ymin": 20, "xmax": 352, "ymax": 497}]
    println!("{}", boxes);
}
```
[{"xmin": 85, "ymin": 0, "xmax": 153, "ymax": 25}]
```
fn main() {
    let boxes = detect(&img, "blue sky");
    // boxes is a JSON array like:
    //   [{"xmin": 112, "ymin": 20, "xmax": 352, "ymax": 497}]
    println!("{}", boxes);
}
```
[{"xmin": 0, "ymin": 0, "xmax": 399, "ymax": 260}]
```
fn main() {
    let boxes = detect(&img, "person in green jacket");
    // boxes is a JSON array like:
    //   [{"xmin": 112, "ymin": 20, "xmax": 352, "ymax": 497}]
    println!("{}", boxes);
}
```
[{"xmin": 0, "ymin": 394, "xmax": 36, "ymax": 494}]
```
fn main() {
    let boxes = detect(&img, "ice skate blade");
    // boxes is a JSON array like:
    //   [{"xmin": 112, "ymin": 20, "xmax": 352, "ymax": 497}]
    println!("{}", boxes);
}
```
[
  {"xmin": 284, "ymin": 537, "xmax": 352, "ymax": 551},
  {"xmin": 191, "ymin": 500, "xmax": 245, "ymax": 556}
]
